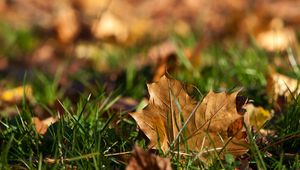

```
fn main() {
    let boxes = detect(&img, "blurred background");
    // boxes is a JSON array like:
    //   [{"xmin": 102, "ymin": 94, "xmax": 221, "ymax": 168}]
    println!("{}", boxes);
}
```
[{"xmin": 0, "ymin": 0, "xmax": 300, "ymax": 100}]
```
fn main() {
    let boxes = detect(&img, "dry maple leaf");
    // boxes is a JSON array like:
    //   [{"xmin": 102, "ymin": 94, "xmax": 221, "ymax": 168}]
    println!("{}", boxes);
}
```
[
  {"xmin": 130, "ymin": 75, "xmax": 248, "ymax": 157},
  {"xmin": 126, "ymin": 146, "xmax": 172, "ymax": 170}
]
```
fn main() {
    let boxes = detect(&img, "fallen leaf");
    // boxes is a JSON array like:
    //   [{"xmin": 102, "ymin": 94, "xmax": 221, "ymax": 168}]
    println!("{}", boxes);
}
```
[
  {"xmin": 264, "ymin": 1, "xmax": 300, "ymax": 25},
  {"xmin": 148, "ymin": 41, "xmax": 177, "ymax": 81},
  {"xmin": 0, "ymin": 85, "xmax": 32, "ymax": 103},
  {"xmin": 126, "ymin": 146, "xmax": 172, "ymax": 170},
  {"xmin": 255, "ymin": 18, "xmax": 296, "ymax": 52},
  {"xmin": 92, "ymin": 12, "xmax": 129, "ymax": 43},
  {"xmin": 31, "ymin": 44, "xmax": 55, "ymax": 64},
  {"xmin": 172, "ymin": 20, "xmax": 191, "ymax": 37},
  {"xmin": 245, "ymin": 104, "xmax": 271, "ymax": 130},
  {"xmin": 0, "ymin": 0, "xmax": 6, "ymax": 12},
  {"xmin": 130, "ymin": 76, "xmax": 248, "ymax": 157},
  {"xmin": 55, "ymin": 4, "xmax": 80, "ymax": 44},
  {"xmin": 32, "ymin": 116, "xmax": 57, "ymax": 135},
  {"xmin": 267, "ymin": 71, "xmax": 300, "ymax": 107},
  {"xmin": 0, "ymin": 58, "xmax": 8, "ymax": 70},
  {"xmin": 236, "ymin": 155, "xmax": 250, "ymax": 170},
  {"xmin": 147, "ymin": 41, "xmax": 193, "ymax": 81},
  {"xmin": 111, "ymin": 97, "xmax": 138, "ymax": 112},
  {"xmin": 259, "ymin": 129, "xmax": 276, "ymax": 137}
]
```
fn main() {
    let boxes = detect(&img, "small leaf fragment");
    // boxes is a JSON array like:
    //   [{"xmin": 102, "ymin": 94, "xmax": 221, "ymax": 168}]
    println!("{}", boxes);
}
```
[
  {"xmin": 0, "ymin": 85, "xmax": 32, "ymax": 103},
  {"xmin": 245, "ymin": 104, "xmax": 271, "ymax": 130},
  {"xmin": 267, "ymin": 71, "xmax": 300, "ymax": 108},
  {"xmin": 126, "ymin": 146, "xmax": 172, "ymax": 170},
  {"xmin": 32, "ymin": 116, "xmax": 57, "ymax": 135}
]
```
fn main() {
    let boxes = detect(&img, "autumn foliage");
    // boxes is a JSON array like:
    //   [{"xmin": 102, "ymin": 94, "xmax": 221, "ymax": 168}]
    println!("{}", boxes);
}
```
[
  {"xmin": 1, "ymin": 0, "xmax": 300, "ymax": 169},
  {"xmin": 130, "ymin": 75, "xmax": 249, "ymax": 157}
]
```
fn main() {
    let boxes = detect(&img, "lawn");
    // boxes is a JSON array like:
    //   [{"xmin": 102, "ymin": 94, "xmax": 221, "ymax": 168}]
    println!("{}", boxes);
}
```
[{"xmin": 0, "ymin": 0, "xmax": 300, "ymax": 169}]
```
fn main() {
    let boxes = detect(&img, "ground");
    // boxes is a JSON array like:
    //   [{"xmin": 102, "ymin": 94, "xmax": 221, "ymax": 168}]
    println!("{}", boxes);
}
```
[{"xmin": 0, "ymin": 0, "xmax": 299, "ymax": 169}]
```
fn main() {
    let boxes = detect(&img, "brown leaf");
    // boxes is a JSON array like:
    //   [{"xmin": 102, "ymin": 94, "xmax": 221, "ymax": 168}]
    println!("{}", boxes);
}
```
[
  {"xmin": 147, "ymin": 41, "xmax": 193, "ymax": 81},
  {"xmin": 264, "ymin": 0, "xmax": 300, "ymax": 25},
  {"xmin": 267, "ymin": 70, "xmax": 300, "ymax": 109},
  {"xmin": 0, "ymin": 58, "xmax": 8, "ymax": 71},
  {"xmin": 92, "ymin": 12, "xmax": 129, "ymax": 43},
  {"xmin": 31, "ymin": 44, "xmax": 55, "ymax": 64},
  {"xmin": 130, "ymin": 75, "xmax": 249, "ymax": 157},
  {"xmin": 255, "ymin": 18, "xmax": 296, "ymax": 52},
  {"xmin": 111, "ymin": 97, "xmax": 138, "ymax": 112},
  {"xmin": 126, "ymin": 146, "xmax": 172, "ymax": 170},
  {"xmin": 148, "ymin": 41, "xmax": 177, "ymax": 81},
  {"xmin": 55, "ymin": 4, "xmax": 80, "ymax": 44},
  {"xmin": 32, "ymin": 116, "xmax": 57, "ymax": 135}
]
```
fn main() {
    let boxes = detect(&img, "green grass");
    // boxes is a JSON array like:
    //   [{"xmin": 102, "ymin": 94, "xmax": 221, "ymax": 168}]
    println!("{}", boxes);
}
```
[
  {"xmin": 0, "ymin": 35, "xmax": 300, "ymax": 169},
  {"xmin": 0, "ymin": 21, "xmax": 38, "ymax": 58}
]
